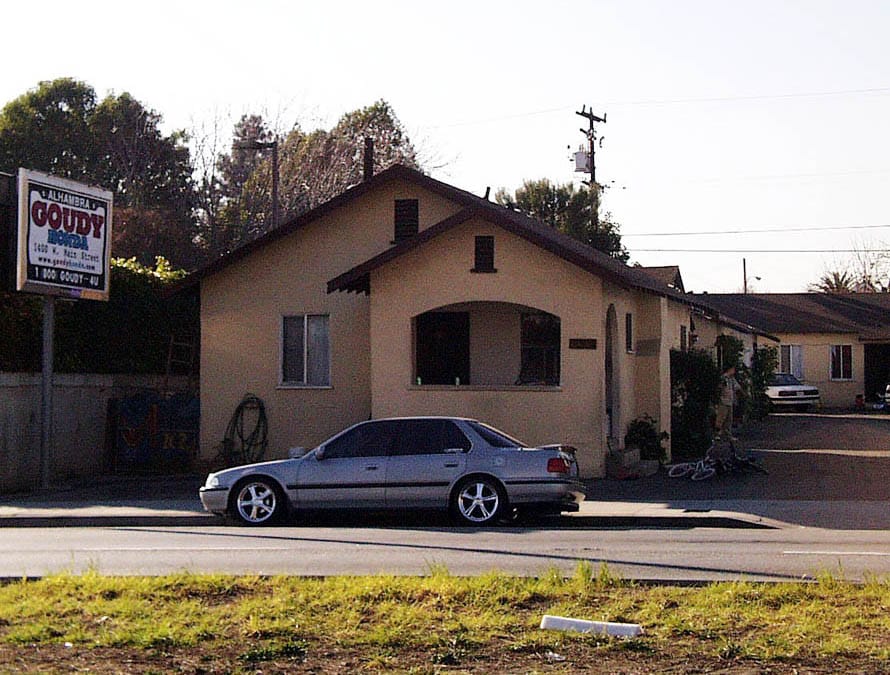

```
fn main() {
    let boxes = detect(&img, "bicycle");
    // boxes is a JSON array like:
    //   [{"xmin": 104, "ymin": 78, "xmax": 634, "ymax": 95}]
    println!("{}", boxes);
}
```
[{"xmin": 668, "ymin": 438, "xmax": 767, "ymax": 480}]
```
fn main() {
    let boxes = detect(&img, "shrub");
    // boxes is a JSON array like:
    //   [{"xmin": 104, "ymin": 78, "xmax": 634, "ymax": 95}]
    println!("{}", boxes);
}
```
[
  {"xmin": 624, "ymin": 415, "xmax": 669, "ymax": 462},
  {"xmin": 670, "ymin": 348, "xmax": 721, "ymax": 458}
]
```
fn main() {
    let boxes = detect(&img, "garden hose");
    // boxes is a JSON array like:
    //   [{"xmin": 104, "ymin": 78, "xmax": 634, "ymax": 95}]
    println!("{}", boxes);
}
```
[{"xmin": 219, "ymin": 393, "xmax": 268, "ymax": 466}]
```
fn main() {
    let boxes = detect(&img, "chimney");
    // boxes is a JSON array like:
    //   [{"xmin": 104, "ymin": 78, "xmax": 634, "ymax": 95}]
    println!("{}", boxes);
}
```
[{"xmin": 363, "ymin": 137, "xmax": 374, "ymax": 182}]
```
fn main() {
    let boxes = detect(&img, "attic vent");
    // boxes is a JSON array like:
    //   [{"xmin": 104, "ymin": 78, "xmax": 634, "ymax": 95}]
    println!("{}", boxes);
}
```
[
  {"xmin": 473, "ymin": 235, "xmax": 496, "ymax": 273},
  {"xmin": 394, "ymin": 199, "xmax": 419, "ymax": 243}
]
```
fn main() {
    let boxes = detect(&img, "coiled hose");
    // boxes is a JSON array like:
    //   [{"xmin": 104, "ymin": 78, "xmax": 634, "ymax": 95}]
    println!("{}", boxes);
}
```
[{"xmin": 217, "ymin": 393, "xmax": 268, "ymax": 466}]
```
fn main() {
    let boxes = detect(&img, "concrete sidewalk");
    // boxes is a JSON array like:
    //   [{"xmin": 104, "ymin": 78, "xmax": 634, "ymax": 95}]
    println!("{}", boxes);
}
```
[{"xmin": 1, "ymin": 472, "xmax": 887, "ymax": 529}]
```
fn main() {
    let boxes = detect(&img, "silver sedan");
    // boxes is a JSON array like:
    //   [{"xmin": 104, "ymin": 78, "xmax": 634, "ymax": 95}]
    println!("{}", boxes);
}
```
[{"xmin": 200, "ymin": 417, "xmax": 585, "ymax": 526}]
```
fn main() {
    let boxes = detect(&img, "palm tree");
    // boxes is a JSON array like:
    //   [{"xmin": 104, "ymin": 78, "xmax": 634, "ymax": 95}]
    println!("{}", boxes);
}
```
[{"xmin": 809, "ymin": 270, "xmax": 856, "ymax": 293}]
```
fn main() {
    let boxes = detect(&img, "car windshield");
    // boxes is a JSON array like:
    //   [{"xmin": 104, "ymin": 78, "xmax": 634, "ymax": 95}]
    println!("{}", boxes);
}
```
[
  {"xmin": 466, "ymin": 421, "xmax": 526, "ymax": 448},
  {"xmin": 771, "ymin": 373, "xmax": 802, "ymax": 386}
]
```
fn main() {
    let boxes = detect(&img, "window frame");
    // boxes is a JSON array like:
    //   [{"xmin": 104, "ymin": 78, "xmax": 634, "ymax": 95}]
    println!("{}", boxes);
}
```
[
  {"xmin": 518, "ymin": 312, "xmax": 561, "ymax": 386},
  {"xmin": 780, "ymin": 344, "xmax": 804, "ymax": 379},
  {"xmin": 280, "ymin": 313, "xmax": 331, "ymax": 388},
  {"xmin": 829, "ymin": 344, "xmax": 853, "ymax": 381}
]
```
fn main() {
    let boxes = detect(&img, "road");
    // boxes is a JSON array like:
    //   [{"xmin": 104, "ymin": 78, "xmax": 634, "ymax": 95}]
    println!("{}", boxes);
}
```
[
  {"xmin": 4, "ymin": 521, "xmax": 890, "ymax": 581},
  {"xmin": 2, "ymin": 413, "xmax": 887, "ymax": 582}
]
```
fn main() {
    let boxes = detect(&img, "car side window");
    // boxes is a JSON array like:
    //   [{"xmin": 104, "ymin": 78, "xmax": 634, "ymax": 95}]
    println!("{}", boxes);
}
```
[
  {"xmin": 443, "ymin": 421, "xmax": 472, "ymax": 452},
  {"xmin": 389, "ymin": 419, "xmax": 471, "ymax": 456},
  {"xmin": 323, "ymin": 421, "xmax": 398, "ymax": 459},
  {"xmin": 390, "ymin": 419, "xmax": 443, "ymax": 456}
]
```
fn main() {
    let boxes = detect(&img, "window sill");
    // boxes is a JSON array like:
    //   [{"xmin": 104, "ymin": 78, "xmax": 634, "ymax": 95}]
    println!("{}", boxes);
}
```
[
  {"xmin": 409, "ymin": 384, "xmax": 562, "ymax": 392},
  {"xmin": 470, "ymin": 268, "xmax": 498, "ymax": 274},
  {"xmin": 277, "ymin": 384, "xmax": 333, "ymax": 390}
]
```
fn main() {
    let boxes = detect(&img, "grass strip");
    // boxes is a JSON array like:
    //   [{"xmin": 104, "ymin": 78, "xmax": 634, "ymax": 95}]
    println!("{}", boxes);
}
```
[{"xmin": 0, "ymin": 563, "xmax": 887, "ymax": 672}]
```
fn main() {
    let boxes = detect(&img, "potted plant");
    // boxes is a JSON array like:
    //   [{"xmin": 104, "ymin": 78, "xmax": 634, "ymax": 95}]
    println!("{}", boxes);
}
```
[{"xmin": 624, "ymin": 415, "xmax": 669, "ymax": 475}]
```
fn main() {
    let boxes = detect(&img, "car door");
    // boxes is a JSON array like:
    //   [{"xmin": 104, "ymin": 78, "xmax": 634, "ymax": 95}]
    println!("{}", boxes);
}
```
[
  {"xmin": 294, "ymin": 420, "xmax": 398, "ymax": 508},
  {"xmin": 385, "ymin": 419, "xmax": 470, "ymax": 508}
]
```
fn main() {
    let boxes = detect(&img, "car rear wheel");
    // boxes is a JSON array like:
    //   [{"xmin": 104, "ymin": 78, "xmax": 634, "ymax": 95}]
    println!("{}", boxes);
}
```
[
  {"xmin": 230, "ymin": 478, "xmax": 285, "ymax": 526},
  {"xmin": 451, "ymin": 476, "xmax": 506, "ymax": 526}
]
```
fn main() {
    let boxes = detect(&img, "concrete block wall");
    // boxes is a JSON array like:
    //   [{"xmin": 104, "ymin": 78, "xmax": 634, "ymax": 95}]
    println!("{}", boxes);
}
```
[{"xmin": 0, "ymin": 373, "xmax": 191, "ymax": 494}]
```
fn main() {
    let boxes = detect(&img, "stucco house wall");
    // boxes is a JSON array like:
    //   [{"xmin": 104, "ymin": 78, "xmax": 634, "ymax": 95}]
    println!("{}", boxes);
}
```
[
  {"xmin": 199, "ymin": 181, "xmax": 463, "ymax": 463},
  {"xmin": 773, "ymin": 332, "xmax": 862, "ymax": 407},
  {"xmin": 196, "ymin": 165, "xmax": 763, "ymax": 479},
  {"xmin": 367, "ymin": 218, "xmax": 607, "ymax": 477}
]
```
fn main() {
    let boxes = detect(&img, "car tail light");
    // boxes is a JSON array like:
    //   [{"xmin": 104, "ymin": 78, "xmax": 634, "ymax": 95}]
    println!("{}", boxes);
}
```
[{"xmin": 547, "ymin": 457, "xmax": 570, "ymax": 474}]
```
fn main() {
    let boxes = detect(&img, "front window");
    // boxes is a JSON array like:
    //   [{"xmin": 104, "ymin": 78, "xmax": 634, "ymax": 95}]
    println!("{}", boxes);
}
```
[
  {"xmin": 518, "ymin": 313, "xmax": 560, "ymax": 385},
  {"xmin": 780, "ymin": 344, "xmax": 804, "ymax": 379},
  {"xmin": 415, "ymin": 311, "xmax": 470, "ymax": 385},
  {"xmin": 282, "ymin": 314, "xmax": 330, "ymax": 386},
  {"xmin": 830, "ymin": 344, "xmax": 852, "ymax": 380}
]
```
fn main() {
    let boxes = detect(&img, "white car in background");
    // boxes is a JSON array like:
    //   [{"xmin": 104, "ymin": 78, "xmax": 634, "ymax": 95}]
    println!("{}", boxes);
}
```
[{"xmin": 765, "ymin": 373, "xmax": 821, "ymax": 411}]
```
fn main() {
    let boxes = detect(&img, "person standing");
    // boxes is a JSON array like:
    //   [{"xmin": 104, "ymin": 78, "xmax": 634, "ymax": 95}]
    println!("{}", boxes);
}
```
[{"xmin": 715, "ymin": 365, "xmax": 741, "ymax": 441}]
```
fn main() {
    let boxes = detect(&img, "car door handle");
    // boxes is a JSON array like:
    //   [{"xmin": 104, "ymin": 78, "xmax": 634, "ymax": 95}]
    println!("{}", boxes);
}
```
[
  {"xmin": 444, "ymin": 463, "xmax": 459, "ymax": 468},
  {"xmin": 365, "ymin": 465, "xmax": 379, "ymax": 471}
]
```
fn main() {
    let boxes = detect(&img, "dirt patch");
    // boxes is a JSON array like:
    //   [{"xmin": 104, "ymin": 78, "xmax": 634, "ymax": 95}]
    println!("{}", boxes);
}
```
[{"xmin": 0, "ymin": 643, "xmax": 885, "ymax": 674}]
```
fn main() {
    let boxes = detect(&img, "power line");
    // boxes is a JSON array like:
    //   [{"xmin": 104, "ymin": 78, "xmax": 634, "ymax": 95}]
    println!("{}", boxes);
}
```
[
  {"xmin": 623, "ymin": 223, "xmax": 890, "ymax": 237},
  {"xmin": 427, "ymin": 86, "xmax": 890, "ymax": 129}
]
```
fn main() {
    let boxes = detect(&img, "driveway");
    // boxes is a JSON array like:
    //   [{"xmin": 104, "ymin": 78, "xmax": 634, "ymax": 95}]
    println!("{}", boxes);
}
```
[{"xmin": 585, "ymin": 412, "xmax": 890, "ymax": 528}]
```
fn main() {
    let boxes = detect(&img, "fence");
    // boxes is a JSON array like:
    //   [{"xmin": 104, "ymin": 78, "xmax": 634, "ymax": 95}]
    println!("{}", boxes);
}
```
[{"xmin": 0, "ymin": 373, "xmax": 194, "ymax": 494}]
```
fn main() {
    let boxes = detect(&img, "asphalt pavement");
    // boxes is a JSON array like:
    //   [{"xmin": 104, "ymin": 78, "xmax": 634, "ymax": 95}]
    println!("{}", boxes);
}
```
[{"xmin": 1, "ymin": 413, "xmax": 887, "ymax": 530}]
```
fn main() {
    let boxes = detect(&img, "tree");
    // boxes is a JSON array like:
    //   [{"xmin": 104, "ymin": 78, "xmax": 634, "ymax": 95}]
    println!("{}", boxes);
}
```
[
  {"xmin": 0, "ymin": 79, "xmax": 197, "ymax": 268},
  {"xmin": 0, "ymin": 78, "xmax": 96, "ymax": 180},
  {"xmin": 278, "ymin": 100, "xmax": 419, "ymax": 211},
  {"xmin": 197, "ymin": 101, "xmax": 421, "ymax": 260},
  {"xmin": 808, "ymin": 270, "xmax": 856, "ymax": 294},
  {"xmin": 495, "ymin": 179, "xmax": 629, "ymax": 262},
  {"xmin": 809, "ymin": 239, "xmax": 890, "ymax": 293}
]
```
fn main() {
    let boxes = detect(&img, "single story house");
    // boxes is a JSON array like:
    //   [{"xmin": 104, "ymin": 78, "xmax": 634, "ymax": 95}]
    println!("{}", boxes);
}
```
[
  {"xmin": 696, "ymin": 293, "xmax": 890, "ymax": 407},
  {"xmin": 189, "ymin": 164, "xmax": 763, "ymax": 477}
]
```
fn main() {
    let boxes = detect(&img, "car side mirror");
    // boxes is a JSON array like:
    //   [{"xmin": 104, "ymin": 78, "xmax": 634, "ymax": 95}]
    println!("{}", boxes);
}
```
[{"xmin": 314, "ymin": 447, "xmax": 326, "ymax": 461}]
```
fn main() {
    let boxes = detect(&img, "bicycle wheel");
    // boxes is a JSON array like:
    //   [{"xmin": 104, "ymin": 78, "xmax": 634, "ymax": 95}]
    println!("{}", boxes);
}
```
[
  {"xmin": 668, "ymin": 462, "xmax": 695, "ymax": 478},
  {"xmin": 691, "ymin": 462, "xmax": 716, "ymax": 481}
]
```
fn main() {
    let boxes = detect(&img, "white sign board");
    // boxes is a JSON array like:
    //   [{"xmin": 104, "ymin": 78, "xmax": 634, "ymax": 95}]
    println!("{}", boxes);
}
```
[{"xmin": 17, "ymin": 169, "xmax": 113, "ymax": 301}]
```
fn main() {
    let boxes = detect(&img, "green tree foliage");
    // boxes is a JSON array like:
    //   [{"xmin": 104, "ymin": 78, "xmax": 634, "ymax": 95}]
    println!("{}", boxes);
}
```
[
  {"xmin": 0, "ymin": 258, "xmax": 196, "ymax": 374},
  {"xmin": 200, "ymin": 101, "xmax": 420, "ymax": 259},
  {"xmin": 0, "ymin": 79, "xmax": 196, "ymax": 268},
  {"xmin": 495, "ymin": 179, "xmax": 629, "ymax": 261},
  {"xmin": 670, "ymin": 348, "xmax": 722, "ymax": 458},
  {"xmin": 749, "ymin": 345, "xmax": 778, "ymax": 420},
  {"xmin": 808, "ymin": 269, "xmax": 856, "ymax": 294}
]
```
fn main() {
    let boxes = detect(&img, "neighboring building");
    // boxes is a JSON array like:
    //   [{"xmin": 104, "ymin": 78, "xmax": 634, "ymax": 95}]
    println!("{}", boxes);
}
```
[
  {"xmin": 189, "ymin": 165, "xmax": 760, "ymax": 477},
  {"xmin": 641, "ymin": 266, "xmax": 685, "ymax": 293},
  {"xmin": 697, "ymin": 293, "xmax": 890, "ymax": 407}
]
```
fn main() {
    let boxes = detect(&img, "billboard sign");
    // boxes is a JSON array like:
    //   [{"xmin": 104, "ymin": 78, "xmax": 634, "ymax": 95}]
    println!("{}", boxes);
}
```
[{"xmin": 17, "ymin": 169, "xmax": 113, "ymax": 301}]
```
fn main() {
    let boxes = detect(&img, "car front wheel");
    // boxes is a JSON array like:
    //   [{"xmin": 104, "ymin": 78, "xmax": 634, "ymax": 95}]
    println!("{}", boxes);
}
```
[
  {"xmin": 451, "ymin": 477, "xmax": 506, "ymax": 525},
  {"xmin": 230, "ymin": 478, "xmax": 285, "ymax": 526}
]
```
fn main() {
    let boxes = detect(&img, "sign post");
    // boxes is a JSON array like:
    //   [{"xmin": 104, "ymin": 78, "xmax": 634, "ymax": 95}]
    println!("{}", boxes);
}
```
[{"xmin": 15, "ymin": 169, "xmax": 113, "ymax": 487}]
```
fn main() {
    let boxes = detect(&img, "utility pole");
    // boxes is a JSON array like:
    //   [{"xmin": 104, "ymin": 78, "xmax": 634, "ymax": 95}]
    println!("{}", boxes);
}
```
[{"xmin": 575, "ymin": 105, "xmax": 606, "ymax": 229}]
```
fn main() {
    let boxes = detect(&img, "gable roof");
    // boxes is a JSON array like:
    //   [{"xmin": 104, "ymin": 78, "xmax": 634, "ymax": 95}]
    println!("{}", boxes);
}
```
[
  {"xmin": 181, "ymin": 164, "xmax": 481, "ymax": 289},
  {"xmin": 182, "ymin": 162, "xmax": 764, "ymax": 335},
  {"xmin": 695, "ymin": 293, "xmax": 890, "ymax": 341},
  {"xmin": 323, "ymin": 168, "xmax": 699, "ymax": 305}
]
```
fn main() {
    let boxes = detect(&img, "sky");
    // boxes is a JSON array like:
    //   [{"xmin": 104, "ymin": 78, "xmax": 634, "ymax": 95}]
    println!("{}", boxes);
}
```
[{"xmin": 3, "ymin": 0, "xmax": 890, "ymax": 293}]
